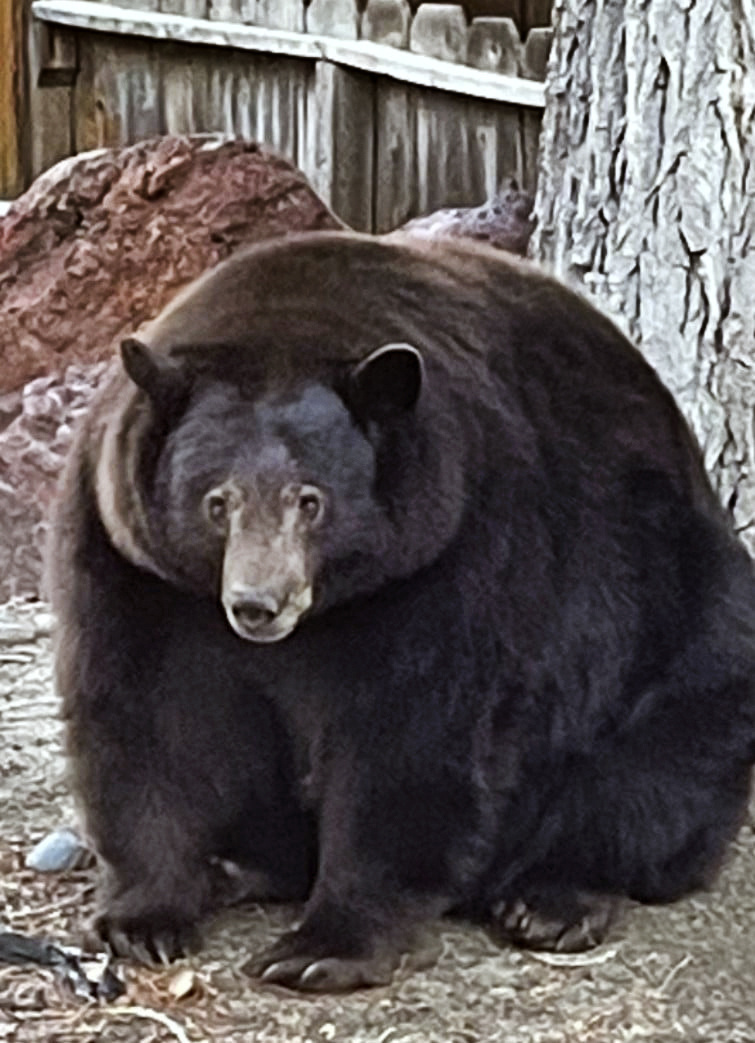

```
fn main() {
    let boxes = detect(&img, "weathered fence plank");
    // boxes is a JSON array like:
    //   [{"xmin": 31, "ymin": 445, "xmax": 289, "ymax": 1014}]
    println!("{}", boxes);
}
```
[
  {"xmin": 28, "ymin": 23, "xmax": 76, "ymax": 178},
  {"xmin": 255, "ymin": 57, "xmax": 310, "ymax": 163},
  {"xmin": 306, "ymin": 0, "xmax": 359, "ymax": 38},
  {"xmin": 521, "ymin": 106, "xmax": 540, "ymax": 190},
  {"xmin": 207, "ymin": 0, "xmax": 239, "ymax": 23},
  {"xmin": 161, "ymin": 0, "xmax": 208, "ymax": 18},
  {"xmin": 306, "ymin": 61, "xmax": 373, "ymax": 230},
  {"xmin": 522, "ymin": 26, "xmax": 552, "ymax": 79},
  {"xmin": 469, "ymin": 100, "xmax": 525, "ymax": 197},
  {"xmin": 362, "ymin": 0, "xmax": 411, "ymax": 48},
  {"xmin": 244, "ymin": 0, "xmax": 304, "ymax": 30},
  {"xmin": 162, "ymin": 44, "xmax": 209, "ymax": 133},
  {"xmin": 414, "ymin": 88, "xmax": 472, "ymax": 213},
  {"xmin": 204, "ymin": 51, "xmax": 309, "ymax": 161},
  {"xmin": 410, "ymin": 4, "xmax": 468, "ymax": 64},
  {"xmin": 467, "ymin": 17, "xmax": 521, "ymax": 75},
  {"xmin": 415, "ymin": 87, "xmax": 528, "ymax": 213},
  {"xmin": 206, "ymin": 0, "xmax": 303, "ymax": 27},
  {"xmin": 374, "ymin": 81, "xmax": 417, "ymax": 231},
  {"xmin": 75, "ymin": 35, "xmax": 162, "ymax": 149}
]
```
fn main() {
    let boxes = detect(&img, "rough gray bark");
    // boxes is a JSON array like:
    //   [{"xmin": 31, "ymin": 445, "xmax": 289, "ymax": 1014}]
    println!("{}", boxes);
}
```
[{"xmin": 531, "ymin": 0, "xmax": 755, "ymax": 552}]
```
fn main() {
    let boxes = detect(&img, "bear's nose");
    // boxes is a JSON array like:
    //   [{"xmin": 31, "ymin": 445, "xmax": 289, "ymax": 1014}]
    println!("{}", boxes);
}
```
[{"xmin": 229, "ymin": 589, "xmax": 280, "ymax": 631}]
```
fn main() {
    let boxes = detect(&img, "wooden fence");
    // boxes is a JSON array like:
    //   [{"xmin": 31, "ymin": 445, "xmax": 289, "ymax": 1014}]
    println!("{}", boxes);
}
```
[{"xmin": 6, "ymin": 0, "xmax": 552, "ymax": 231}]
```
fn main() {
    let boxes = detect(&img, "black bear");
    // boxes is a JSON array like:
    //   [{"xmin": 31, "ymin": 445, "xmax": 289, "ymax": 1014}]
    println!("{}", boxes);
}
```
[{"xmin": 48, "ymin": 231, "xmax": 755, "ymax": 991}]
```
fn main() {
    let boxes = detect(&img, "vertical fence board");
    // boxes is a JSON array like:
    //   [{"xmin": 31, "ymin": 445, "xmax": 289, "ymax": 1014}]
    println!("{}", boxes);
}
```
[
  {"xmin": 162, "ymin": 46, "xmax": 210, "ymax": 134},
  {"xmin": 259, "ymin": 60, "xmax": 310, "ymax": 162},
  {"xmin": 28, "ymin": 23, "xmax": 75, "ymax": 179},
  {"xmin": 305, "ymin": 62, "xmax": 374, "ymax": 231},
  {"xmin": 72, "ymin": 37, "xmax": 99, "ymax": 151},
  {"xmin": 207, "ymin": 0, "xmax": 241, "ymax": 22},
  {"xmin": 29, "ymin": 82, "xmax": 74, "ymax": 178},
  {"xmin": 522, "ymin": 26, "xmax": 552, "ymax": 79},
  {"xmin": 414, "ymin": 89, "xmax": 528, "ymax": 215},
  {"xmin": 374, "ymin": 81, "xmax": 417, "ymax": 231},
  {"xmin": 468, "ymin": 99, "xmax": 525, "ymax": 197},
  {"xmin": 306, "ymin": 0, "xmax": 359, "ymax": 38},
  {"xmin": 414, "ymin": 88, "xmax": 470, "ymax": 213},
  {"xmin": 467, "ymin": 17, "xmax": 522, "ymax": 75},
  {"xmin": 243, "ymin": 0, "xmax": 304, "ymax": 30},
  {"xmin": 74, "ymin": 36, "xmax": 162, "ymax": 150},
  {"xmin": 470, "ymin": 98, "xmax": 530, "ymax": 201},
  {"xmin": 74, "ymin": 37, "xmax": 125, "ymax": 149},
  {"xmin": 521, "ymin": 107, "xmax": 541, "ymax": 192},
  {"xmin": 160, "ymin": 0, "xmax": 209, "ymax": 17},
  {"xmin": 204, "ymin": 51, "xmax": 311, "ymax": 163},
  {"xmin": 120, "ymin": 42, "xmax": 162, "ymax": 142},
  {"xmin": 206, "ymin": 59, "xmax": 236, "ymax": 135}
]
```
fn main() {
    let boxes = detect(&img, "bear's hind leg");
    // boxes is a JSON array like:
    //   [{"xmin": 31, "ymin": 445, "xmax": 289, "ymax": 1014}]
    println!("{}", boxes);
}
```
[{"xmin": 485, "ymin": 674, "xmax": 753, "ymax": 956}]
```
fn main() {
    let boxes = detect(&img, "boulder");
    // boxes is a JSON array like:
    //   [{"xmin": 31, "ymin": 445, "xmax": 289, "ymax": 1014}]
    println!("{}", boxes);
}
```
[
  {"xmin": 400, "ymin": 182, "xmax": 534, "ymax": 255},
  {"xmin": 0, "ymin": 363, "xmax": 107, "ymax": 602},
  {"xmin": 0, "ymin": 135, "xmax": 342, "ymax": 395}
]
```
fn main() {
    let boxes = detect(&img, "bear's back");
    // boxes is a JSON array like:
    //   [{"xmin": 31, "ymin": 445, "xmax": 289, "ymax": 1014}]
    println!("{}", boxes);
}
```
[{"xmin": 135, "ymin": 231, "xmax": 710, "ymax": 508}]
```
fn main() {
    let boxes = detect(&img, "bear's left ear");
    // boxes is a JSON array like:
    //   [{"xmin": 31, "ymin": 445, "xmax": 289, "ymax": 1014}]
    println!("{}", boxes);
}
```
[
  {"xmin": 348, "ymin": 343, "xmax": 424, "ymax": 421},
  {"xmin": 121, "ymin": 338, "xmax": 189, "ymax": 404}
]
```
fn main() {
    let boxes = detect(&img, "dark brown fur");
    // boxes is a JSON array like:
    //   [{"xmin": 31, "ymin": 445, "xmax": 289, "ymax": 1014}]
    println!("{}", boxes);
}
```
[{"xmin": 48, "ymin": 232, "xmax": 755, "ymax": 990}]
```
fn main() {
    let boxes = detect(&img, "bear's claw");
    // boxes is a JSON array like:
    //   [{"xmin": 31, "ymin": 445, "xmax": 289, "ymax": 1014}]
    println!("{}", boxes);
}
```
[
  {"xmin": 93, "ymin": 912, "xmax": 199, "ymax": 965},
  {"xmin": 244, "ymin": 932, "xmax": 398, "ymax": 991},
  {"xmin": 491, "ymin": 891, "xmax": 619, "ymax": 952}
]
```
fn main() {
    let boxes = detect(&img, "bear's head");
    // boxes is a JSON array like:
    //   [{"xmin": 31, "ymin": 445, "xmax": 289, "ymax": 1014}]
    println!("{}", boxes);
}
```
[{"xmin": 117, "ymin": 338, "xmax": 464, "ymax": 643}]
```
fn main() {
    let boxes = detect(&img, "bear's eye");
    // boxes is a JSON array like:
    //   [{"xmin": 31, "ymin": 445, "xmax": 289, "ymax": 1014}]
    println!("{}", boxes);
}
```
[
  {"xmin": 298, "ymin": 487, "xmax": 324, "ymax": 525},
  {"xmin": 204, "ymin": 491, "xmax": 228, "ymax": 529}
]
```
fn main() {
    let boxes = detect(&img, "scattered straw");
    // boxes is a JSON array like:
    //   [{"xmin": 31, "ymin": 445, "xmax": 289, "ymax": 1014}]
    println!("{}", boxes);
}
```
[
  {"xmin": 105, "ymin": 1004, "xmax": 193, "ymax": 1043},
  {"xmin": 526, "ymin": 946, "xmax": 620, "ymax": 967},
  {"xmin": 657, "ymin": 953, "xmax": 693, "ymax": 994}
]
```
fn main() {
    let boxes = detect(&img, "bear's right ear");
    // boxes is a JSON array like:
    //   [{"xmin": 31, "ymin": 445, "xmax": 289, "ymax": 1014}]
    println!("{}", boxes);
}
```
[
  {"xmin": 347, "ymin": 342, "xmax": 424, "ymax": 422},
  {"xmin": 121, "ymin": 338, "xmax": 188, "ymax": 403}
]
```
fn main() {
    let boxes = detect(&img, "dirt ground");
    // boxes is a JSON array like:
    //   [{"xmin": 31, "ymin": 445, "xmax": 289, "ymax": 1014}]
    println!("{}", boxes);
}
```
[{"xmin": 1, "ymin": 597, "xmax": 753, "ymax": 1043}]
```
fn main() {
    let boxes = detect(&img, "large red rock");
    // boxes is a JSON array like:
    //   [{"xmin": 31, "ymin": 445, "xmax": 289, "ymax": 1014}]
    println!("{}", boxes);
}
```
[
  {"xmin": 0, "ymin": 136, "xmax": 342, "ymax": 602},
  {"xmin": 0, "ymin": 135, "xmax": 342, "ymax": 394},
  {"xmin": 0, "ymin": 364, "xmax": 107, "ymax": 601}
]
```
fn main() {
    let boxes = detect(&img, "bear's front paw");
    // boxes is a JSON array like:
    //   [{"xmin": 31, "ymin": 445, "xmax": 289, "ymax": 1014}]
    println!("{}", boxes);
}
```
[
  {"xmin": 243, "ymin": 928, "xmax": 400, "ymax": 991},
  {"xmin": 92, "ymin": 908, "xmax": 200, "ymax": 965}
]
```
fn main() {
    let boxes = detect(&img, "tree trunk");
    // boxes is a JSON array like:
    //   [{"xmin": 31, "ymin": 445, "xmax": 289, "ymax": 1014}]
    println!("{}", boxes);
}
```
[
  {"xmin": 531, "ymin": 0, "xmax": 755, "ymax": 552},
  {"xmin": 0, "ymin": 0, "xmax": 30, "ymax": 198}
]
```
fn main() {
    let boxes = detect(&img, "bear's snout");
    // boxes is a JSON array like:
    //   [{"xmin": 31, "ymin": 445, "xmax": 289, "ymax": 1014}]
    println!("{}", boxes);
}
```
[{"xmin": 223, "ymin": 581, "xmax": 313, "ymax": 643}]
